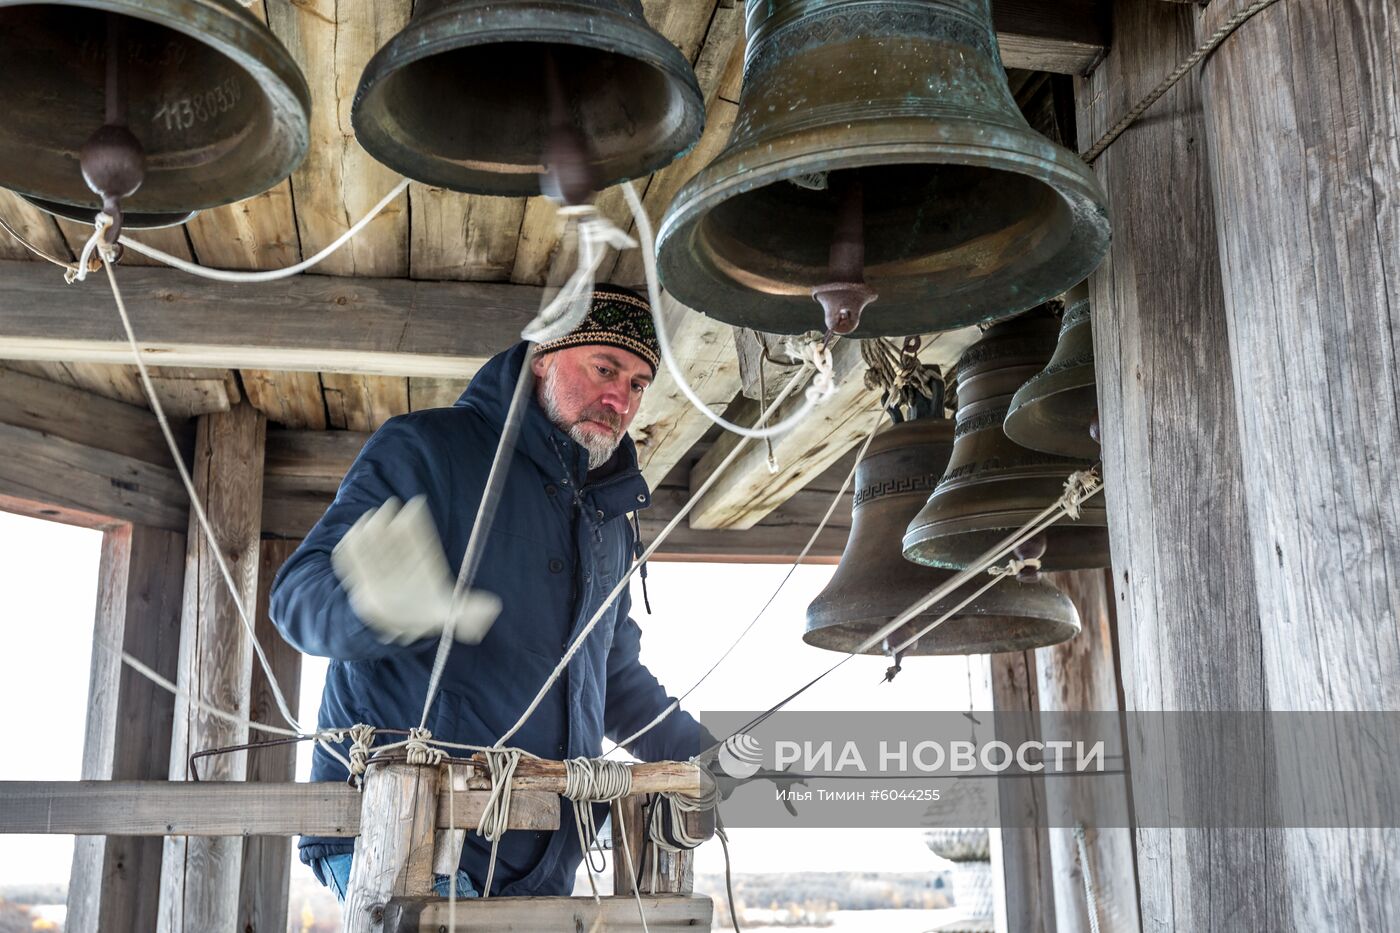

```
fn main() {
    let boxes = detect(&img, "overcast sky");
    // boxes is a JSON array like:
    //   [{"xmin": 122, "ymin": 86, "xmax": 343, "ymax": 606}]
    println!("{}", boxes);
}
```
[{"xmin": 0, "ymin": 510, "xmax": 971, "ymax": 885}]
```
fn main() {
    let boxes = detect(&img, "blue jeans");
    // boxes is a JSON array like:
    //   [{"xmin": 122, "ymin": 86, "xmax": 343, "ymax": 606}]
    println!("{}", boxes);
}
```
[{"xmin": 310, "ymin": 853, "xmax": 479, "ymax": 902}]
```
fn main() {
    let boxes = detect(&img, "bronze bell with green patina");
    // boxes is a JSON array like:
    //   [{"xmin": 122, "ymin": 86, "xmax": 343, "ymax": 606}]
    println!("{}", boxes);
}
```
[
  {"xmin": 656, "ymin": 0, "xmax": 1111, "ymax": 337},
  {"xmin": 0, "ymin": 1, "xmax": 309, "ymax": 224},
  {"xmin": 1003, "ymin": 284, "xmax": 1101, "ymax": 459},
  {"xmin": 352, "ymin": 0, "xmax": 704, "ymax": 199},
  {"xmin": 903, "ymin": 307, "xmax": 1110, "ymax": 571},
  {"xmin": 806, "ymin": 404, "xmax": 1081, "ymax": 657}
]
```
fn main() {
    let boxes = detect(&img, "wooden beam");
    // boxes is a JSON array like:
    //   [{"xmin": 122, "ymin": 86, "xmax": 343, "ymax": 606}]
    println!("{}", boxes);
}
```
[
  {"xmin": 994, "ymin": 0, "xmax": 1108, "ymax": 74},
  {"xmin": 686, "ymin": 330, "xmax": 975, "ymax": 531},
  {"xmin": 386, "ymin": 895, "xmax": 714, "ymax": 932},
  {"xmin": 458, "ymin": 758, "xmax": 706, "ymax": 798},
  {"xmin": 237, "ymin": 539, "xmax": 303, "ymax": 933},
  {"xmin": 66, "ymin": 525, "xmax": 186, "ymax": 933},
  {"xmin": 0, "ymin": 260, "xmax": 539, "ymax": 377},
  {"xmin": 0, "ymin": 421, "xmax": 186, "ymax": 532},
  {"xmin": 160, "ymin": 404, "xmax": 266, "ymax": 933},
  {"xmin": 0, "ymin": 781, "xmax": 559, "ymax": 837},
  {"xmin": 1076, "ymin": 1, "xmax": 1268, "ymax": 929}
]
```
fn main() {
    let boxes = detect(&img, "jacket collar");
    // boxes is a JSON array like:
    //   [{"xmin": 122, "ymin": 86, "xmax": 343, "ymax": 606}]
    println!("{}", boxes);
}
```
[{"xmin": 456, "ymin": 343, "xmax": 652, "ymax": 516}]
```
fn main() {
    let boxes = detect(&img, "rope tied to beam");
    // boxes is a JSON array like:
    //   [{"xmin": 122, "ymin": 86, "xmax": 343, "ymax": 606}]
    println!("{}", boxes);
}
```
[
  {"xmin": 648, "ymin": 775, "xmax": 720, "ymax": 854},
  {"xmin": 403, "ymin": 727, "xmax": 445, "ymax": 766},
  {"xmin": 476, "ymin": 748, "xmax": 522, "ymax": 898},
  {"xmin": 562, "ymin": 757, "xmax": 636, "ymax": 902},
  {"xmin": 346, "ymin": 723, "xmax": 377, "ymax": 778}
]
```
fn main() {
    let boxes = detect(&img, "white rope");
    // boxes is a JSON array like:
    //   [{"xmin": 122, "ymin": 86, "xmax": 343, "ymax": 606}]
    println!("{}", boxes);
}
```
[
  {"xmin": 522, "ymin": 205, "xmax": 637, "ymax": 344},
  {"xmin": 648, "ymin": 782, "xmax": 720, "ymax": 853},
  {"xmin": 563, "ymin": 758, "xmax": 635, "ymax": 903},
  {"xmin": 447, "ymin": 762, "xmax": 458, "ymax": 929},
  {"xmin": 492, "ymin": 361, "xmax": 813, "ymax": 749},
  {"xmin": 612, "ymin": 798, "xmax": 652, "ymax": 933},
  {"xmin": 87, "ymin": 178, "xmax": 412, "ymax": 283},
  {"xmin": 476, "ymin": 748, "xmax": 522, "ymax": 898},
  {"xmin": 621, "ymin": 179, "xmax": 836, "ymax": 440},
  {"xmin": 1074, "ymin": 822, "xmax": 1103, "ymax": 933},
  {"xmin": 90, "ymin": 223, "xmax": 305, "ymax": 734},
  {"xmin": 610, "ymin": 406, "xmax": 888, "ymax": 755}
]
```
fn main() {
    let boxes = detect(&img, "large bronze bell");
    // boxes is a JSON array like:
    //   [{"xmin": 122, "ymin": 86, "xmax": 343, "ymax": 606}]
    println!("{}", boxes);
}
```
[
  {"xmin": 1003, "ymin": 284, "xmax": 1100, "ymax": 459},
  {"xmin": 903, "ymin": 308, "xmax": 1110, "ymax": 571},
  {"xmin": 352, "ymin": 0, "xmax": 705, "ymax": 198},
  {"xmin": 0, "ymin": 1, "xmax": 310, "ymax": 216},
  {"xmin": 656, "ymin": 0, "xmax": 1111, "ymax": 337},
  {"xmin": 806, "ymin": 416, "xmax": 1081, "ymax": 656}
]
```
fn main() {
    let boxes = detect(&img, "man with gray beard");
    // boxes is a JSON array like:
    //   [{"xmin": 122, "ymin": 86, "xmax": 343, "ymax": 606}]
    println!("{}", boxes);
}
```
[{"xmin": 270, "ymin": 285, "xmax": 714, "ymax": 901}]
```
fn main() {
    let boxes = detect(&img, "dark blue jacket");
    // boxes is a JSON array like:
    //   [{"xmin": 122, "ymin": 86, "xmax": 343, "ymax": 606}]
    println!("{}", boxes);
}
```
[{"xmin": 269, "ymin": 342, "xmax": 709, "ymax": 895}]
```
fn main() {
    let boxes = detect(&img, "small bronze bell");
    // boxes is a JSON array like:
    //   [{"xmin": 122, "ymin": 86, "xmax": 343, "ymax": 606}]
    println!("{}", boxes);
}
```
[
  {"xmin": 806, "ymin": 415, "xmax": 1081, "ymax": 656},
  {"xmin": 352, "ymin": 0, "xmax": 704, "ymax": 197},
  {"xmin": 656, "ymin": 0, "xmax": 1110, "ymax": 337},
  {"xmin": 1003, "ymin": 285, "xmax": 1099, "ymax": 458},
  {"xmin": 0, "ymin": 2, "xmax": 310, "ymax": 217},
  {"xmin": 903, "ymin": 308, "xmax": 1110, "ymax": 571},
  {"xmin": 20, "ymin": 194, "xmax": 194, "ymax": 230}
]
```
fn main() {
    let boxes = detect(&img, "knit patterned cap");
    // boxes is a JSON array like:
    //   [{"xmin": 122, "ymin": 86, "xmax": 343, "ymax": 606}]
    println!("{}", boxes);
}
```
[{"xmin": 533, "ymin": 284, "xmax": 661, "ymax": 376}]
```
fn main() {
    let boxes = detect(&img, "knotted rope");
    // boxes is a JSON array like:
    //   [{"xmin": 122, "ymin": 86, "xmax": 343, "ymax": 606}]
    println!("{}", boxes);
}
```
[
  {"xmin": 562, "ymin": 758, "xmax": 635, "ymax": 902},
  {"xmin": 647, "ymin": 779, "xmax": 720, "ymax": 853},
  {"xmin": 989, "ymin": 556, "xmax": 1042, "ymax": 579},
  {"xmin": 521, "ymin": 204, "xmax": 637, "ymax": 344},
  {"xmin": 346, "ymin": 723, "xmax": 377, "ymax": 778},
  {"xmin": 404, "ymin": 726, "xmax": 446, "ymax": 766},
  {"xmin": 476, "ymin": 748, "xmax": 522, "ymax": 898}
]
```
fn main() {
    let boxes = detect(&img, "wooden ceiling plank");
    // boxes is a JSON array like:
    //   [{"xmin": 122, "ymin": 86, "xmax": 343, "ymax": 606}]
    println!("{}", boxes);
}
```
[
  {"xmin": 408, "ymin": 376, "xmax": 473, "ymax": 413},
  {"xmin": 321, "ymin": 373, "xmax": 409, "ymax": 432},
  {"xmin": 410, "ymin": 187, "xmax": 526, "ymax": 282},
  {"xmin": 607, "ymin": 5, "xmax": 744, "ymax": 285},
  {"xmin": 242, "ymin": 370, "xmax": 327, "ymax": 430},
  {"xmin": 686, "ymin": 330, "xmax": 977, "ymax": 531},
  {"xmin": 0, "ymin": 190, "xmax": 71, "ymax": 264},
  {"xmin": 1, "ymin": 359, "xmax": 232, "ymax": 419},
  {"xmin": 266, "ymin": 0, "xmax": 411, "ymax": 278},
  {"xmin": 0, "ymin": 260, "xmax": 539, "ymax": 377},
  {"xmin": 632, "ymin": 296, "xmax": 741, "ymax": 489}
]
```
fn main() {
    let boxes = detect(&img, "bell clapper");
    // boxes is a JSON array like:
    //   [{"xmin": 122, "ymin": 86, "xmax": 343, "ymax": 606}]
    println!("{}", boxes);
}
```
[
  {"xmin": 811, "ymin": 172, "xmax": 878, "ymax": 335},
  {"xmin": 80, "ymin": 14, "xmax": 144, "ymax": 258},
  {"xmin": 1014, "ymin": 534, "xmax": 1048, "ymax": 582},
  {"xmin": 1089, "ymin": 410, "xmax": 1102, "ymax": 447},
  {"xmin": 540, "ymin": 50, "xmax": 601, "ymax": 207},
  {"xmin": 881, "ymin": 636, "xmax": 909, "ymax": 683}
]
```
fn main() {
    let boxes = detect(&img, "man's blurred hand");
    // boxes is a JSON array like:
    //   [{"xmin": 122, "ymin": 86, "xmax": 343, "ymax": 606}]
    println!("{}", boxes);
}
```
[{"xmin": 332, "ymin": 495, "xmax": 501, "ymax": 646}]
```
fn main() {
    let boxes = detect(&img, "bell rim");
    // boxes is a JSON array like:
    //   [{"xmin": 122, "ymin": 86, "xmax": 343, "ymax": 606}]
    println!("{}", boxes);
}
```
[
  {"xmin": 0, "ymin": 0, "xmax": 311, "ymax": 213},
  {"xmin": 1003, "ymin": 371, "xmax": 1101, "ymax": 459},
  {"xmin": 657, "ymin": 124, "xmax": 1111, "ymax": 336},
  {"xmin": 19, "ymin": 194, "xmax": 196, "ymax": 230},
  {"xmin": 803, "ymin": 582, "xmax": 1083, "ymax": 656},
  {"xmin": 350, "ymin": 4, "xmax": 705, "ymax": 195}
]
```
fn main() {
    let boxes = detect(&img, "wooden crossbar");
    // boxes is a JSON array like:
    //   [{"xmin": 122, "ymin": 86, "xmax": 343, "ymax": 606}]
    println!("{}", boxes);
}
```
[{"xmin": 384, "ymin": 894, "xmax": 714, "ymax": 932}]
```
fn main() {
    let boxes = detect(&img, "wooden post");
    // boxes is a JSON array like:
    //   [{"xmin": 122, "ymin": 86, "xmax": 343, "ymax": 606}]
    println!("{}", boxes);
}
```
[
  {"xmin": 1039, "ymin": 570, "xmax": 1140, "ymax": 933},
  {"xmin": 345, "ymin": 762, "xmax": 441, "ymax": 933},
  {"xmin": 66, "ymin": 524, "xmax": 185, "ymax": 933},
  {"xmin": 610, "ymin": 796, "xmax": 708, "ymax": 897},
  {"xmin": 1076, "ymin": 0, "xmax": 1274, "ymax": 929},
  {"xmin": 158, "ymin": 403, "xmax": 266, "ymax": 933},
  {"xmin": 985, "ymin": 651, "xmax": 1057, "ymax": 933},
  {"xmin": 236, "ymin": 538, "xmax": 303, "ymax": 933},
  {"xmin": 1194, "ymin": 0, "xmax": 1400, "ymax": 928}
]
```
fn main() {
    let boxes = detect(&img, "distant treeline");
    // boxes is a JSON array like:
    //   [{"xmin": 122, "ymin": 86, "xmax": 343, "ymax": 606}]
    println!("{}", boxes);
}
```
[
  {"xmin": 0, "ymin": 884, "xmax": 64, "ymax": 906},
  {"xmin": 695, "ymin": 870, "xmax": 952, "ymax": 912}
]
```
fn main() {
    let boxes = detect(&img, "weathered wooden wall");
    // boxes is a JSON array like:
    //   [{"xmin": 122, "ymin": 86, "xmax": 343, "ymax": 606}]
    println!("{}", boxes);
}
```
[{"xmin": 1194, "ymin": 0, "xmax": 1400, "ymax": 928}]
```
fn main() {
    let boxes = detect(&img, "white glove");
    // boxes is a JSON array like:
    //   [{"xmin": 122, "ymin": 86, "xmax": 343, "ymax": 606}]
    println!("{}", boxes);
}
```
[{"xmin": 331, "ymin": 495, "xmax": 502, "ymax": 646}]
